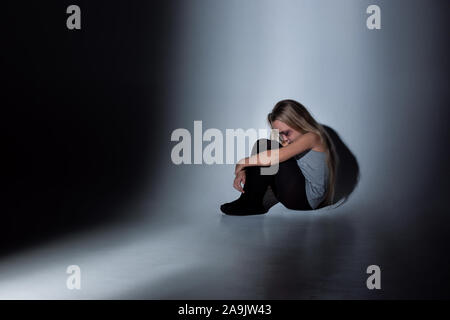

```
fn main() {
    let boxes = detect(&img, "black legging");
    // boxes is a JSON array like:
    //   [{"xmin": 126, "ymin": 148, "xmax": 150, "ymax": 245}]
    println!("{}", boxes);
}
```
[{"xmin": 242, "ymin": 139, "xmax": 312, "ymax": 211}]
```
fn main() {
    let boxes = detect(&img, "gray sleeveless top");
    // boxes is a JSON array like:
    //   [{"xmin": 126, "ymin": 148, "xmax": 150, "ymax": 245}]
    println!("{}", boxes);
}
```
[{"xmin": 294, "ymin": 149, "xmax": 329, "ymax": 209}]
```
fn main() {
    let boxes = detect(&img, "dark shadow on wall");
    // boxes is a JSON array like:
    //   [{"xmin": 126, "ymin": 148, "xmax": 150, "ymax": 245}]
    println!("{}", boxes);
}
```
[
  {"xmin": 1, "ymin": 1, "xmax": 176, "ymax": 256},
  {"xmin": 323, "ymin": 125, "xmax": 360, "ymax": 208}
]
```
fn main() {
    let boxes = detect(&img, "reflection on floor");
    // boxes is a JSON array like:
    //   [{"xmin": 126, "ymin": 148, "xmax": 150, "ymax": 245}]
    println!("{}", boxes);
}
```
[{"xmin": 0, "ymin": 186, "xmax": 448, "ymax": 300}]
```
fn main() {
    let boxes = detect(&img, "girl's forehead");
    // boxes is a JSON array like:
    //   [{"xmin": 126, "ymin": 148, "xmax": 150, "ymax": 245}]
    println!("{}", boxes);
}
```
[{"xmin": 272, "ymin": 120, "xmax": 290, "ymax": 130}]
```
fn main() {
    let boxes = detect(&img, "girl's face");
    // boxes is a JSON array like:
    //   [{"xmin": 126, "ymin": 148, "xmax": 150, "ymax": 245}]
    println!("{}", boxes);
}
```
[{"xmin": 271, "ymin": 120, "xmax": 303, "ymax": 145}]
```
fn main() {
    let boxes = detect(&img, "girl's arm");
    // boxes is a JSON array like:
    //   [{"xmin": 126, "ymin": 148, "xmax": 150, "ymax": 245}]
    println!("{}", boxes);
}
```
[{"xmin": 235, "ymin": 132, "xmax": 319, "ymax": 174}]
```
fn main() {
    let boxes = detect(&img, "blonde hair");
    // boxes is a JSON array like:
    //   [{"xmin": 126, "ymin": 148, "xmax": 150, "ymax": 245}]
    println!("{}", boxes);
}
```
[{"xmin": 267, "ymin": 99, "xmax": 338, "ymax": 208}]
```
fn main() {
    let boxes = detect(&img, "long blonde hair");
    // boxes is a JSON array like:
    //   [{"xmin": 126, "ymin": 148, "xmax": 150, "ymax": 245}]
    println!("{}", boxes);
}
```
[{"xmin": 267, "ymin": 99, "xmax": 338, "ymax": 207}]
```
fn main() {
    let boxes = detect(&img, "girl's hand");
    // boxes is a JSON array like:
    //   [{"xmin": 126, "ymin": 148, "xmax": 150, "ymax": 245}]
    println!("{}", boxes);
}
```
[
  {"xmin": 233, "ymin": 170, "xmax": 246, "ymax": 193},
  {"xmin": 280, "ymin": 139, "xmax": 289, "ymax": 147}
]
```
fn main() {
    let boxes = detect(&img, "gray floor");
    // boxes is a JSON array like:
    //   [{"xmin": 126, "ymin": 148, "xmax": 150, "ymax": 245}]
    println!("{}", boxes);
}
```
[{"xmin": 0, "ymin": 165, "xmax": 448, "ymax": 299}]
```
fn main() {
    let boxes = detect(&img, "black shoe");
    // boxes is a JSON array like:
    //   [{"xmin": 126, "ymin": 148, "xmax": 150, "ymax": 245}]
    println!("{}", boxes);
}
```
[{"xmin": 220, "ymin": 197, "xmax": 268, "ymax": 216}]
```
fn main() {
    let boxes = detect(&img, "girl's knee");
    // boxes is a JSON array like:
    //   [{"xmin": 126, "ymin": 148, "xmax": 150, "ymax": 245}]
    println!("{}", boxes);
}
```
[
  {"xmin": 252, "ymin": 138, "xmax": 281, "ymax": 155},
  {"xmin": 252, "ymin": 139, "xmax": 271, "ymax": 155}
]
